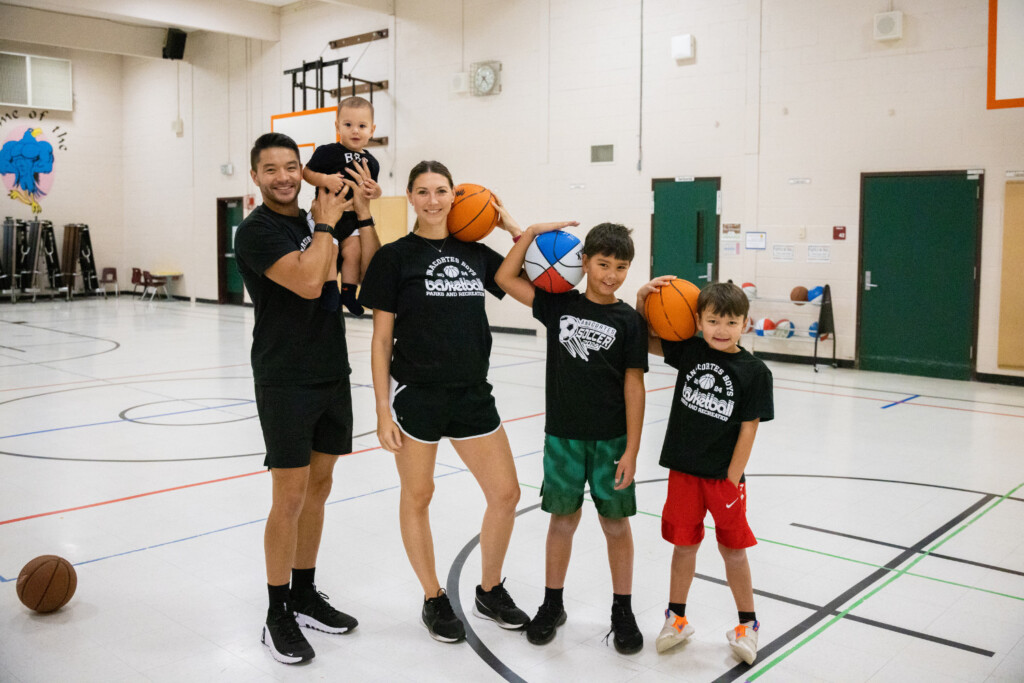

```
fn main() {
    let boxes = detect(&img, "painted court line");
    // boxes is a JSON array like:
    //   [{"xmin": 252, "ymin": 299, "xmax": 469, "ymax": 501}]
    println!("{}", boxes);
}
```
[
  {"xmin": 881, "ymin": 393, "xmax": 919, "ymax": 408},
  {"xmin": 744, "ymin": 480, "xmax": 1024, "ymax": 681}
]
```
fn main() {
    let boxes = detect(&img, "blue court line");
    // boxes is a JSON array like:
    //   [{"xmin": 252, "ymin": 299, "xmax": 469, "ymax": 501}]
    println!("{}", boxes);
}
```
[
  {"xmin": 0, "ymin": 400, "xmax": 257, "ymax": 440},
  {"xmin": 881, "ymin": 394, "xmax": 920, "ymax": 409},
  {"xmin": 0, "ymin": 450, "xmax": 548, "ymax": 583}
]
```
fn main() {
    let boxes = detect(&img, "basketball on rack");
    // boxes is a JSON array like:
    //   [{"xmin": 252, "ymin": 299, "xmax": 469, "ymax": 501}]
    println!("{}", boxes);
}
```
[
  {"xmin": 754, "ymin": 318, "xmax": 775, "ymax": 336},
  {"xmin": 742, "ymin": 282, "xmax": 757, "ymax": 299},
  {"xmin": 447, "ymin": 183, "xmax": 499, "ymax": 242},
  {"xmin": 790, "ymin": 286, "xmax": 808, "ymax": 304}
]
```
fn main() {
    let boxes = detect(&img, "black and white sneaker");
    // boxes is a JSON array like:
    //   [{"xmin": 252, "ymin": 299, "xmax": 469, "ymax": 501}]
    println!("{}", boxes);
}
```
[
  {"xmin": 422, "ymin": 589, "xmax": 466, "ymax": 643},
  {"xmin": 473, "ymin": 579, "xmax": 530, "ymax": 630},
  {"xmin": 262, "ymin": 607, "xmax": 315, "ymax": 664},
  {"xmin": 606, "ymin": 602, "xmax": 644, "ymax": 654},
  {"xmin": 292, "ymin": 587, "xmax": 358, "ymax": 634}
]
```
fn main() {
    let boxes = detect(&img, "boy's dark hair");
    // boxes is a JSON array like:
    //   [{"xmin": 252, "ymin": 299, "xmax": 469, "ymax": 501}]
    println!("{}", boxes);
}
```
[
  {"xmin": 249, "ymin": 132, "xmax": 300, "ymax": 172},
  {"xmin": 338, "ymin": 95, "xmax": 374, "ymax": 119},
  {"xmin": 406, "ymin": 160, "xmax": 453, "ymax": 192},
  {"xmin": 582, "ymin": 223, "xmax": 634, "ymax": 262},
  {"xmin": 697, "ymin": 282, "xmax": 749, "ymax": 319}
]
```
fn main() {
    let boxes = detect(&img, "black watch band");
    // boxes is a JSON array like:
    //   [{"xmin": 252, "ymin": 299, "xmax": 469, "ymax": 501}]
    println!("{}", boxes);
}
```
[
  {"xmin": 354, "ymin": 217, "xmax": 375, "ymax": 228},
  {"xmin": 313, "ymin": 223, "xmax": 333, "ymax": 234}
]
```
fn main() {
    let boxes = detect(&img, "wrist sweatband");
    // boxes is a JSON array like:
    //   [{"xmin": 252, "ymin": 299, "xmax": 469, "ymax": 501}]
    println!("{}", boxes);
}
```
[{"xmin": 355, "ymin": 217, "xmax": 375, "ymax": 228}]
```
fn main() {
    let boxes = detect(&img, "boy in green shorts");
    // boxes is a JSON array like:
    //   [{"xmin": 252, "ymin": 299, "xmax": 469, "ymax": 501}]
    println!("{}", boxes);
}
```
[{"xmin": 495, "ymin": 212, "xmax": 649, "ymax": 653}]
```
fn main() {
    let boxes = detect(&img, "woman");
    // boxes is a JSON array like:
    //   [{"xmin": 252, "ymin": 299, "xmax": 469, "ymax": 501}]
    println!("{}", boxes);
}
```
[{"xmin": 358, "ymin": 161, "xmax": 541, "ymax": 643}]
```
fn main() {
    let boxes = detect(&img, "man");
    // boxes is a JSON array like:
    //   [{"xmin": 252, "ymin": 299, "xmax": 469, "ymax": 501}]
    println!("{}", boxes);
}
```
[{"xmin": 234, "ymin": 132, "xmax": 380, "ymax": 664}]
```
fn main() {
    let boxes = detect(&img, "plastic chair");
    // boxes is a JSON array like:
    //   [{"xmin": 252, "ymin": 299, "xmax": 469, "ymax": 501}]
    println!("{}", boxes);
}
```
[
  {"xmin": 131, "ymin": 268, "xmax": 143, "ymax": 296},
  {"xmin": 142, "ymin": 271, "xmax": 168, "ymax": 301},
  {"xmin": 99, "ymin": 267, "xmax": 118, "ymax": 298}
]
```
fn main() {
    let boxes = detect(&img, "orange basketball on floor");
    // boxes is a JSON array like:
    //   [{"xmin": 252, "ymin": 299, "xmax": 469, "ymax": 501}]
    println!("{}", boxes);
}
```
[
  {"xmin": 17, "ymin": 555, "xmax": 77, "ymax": 613},
  {"xmin": 645, "ymin": 278, "xmax": 701, "ymax": 341},
  {"xmin": 447, "ymin": 183, "xmax": 499, "ymax": 242}
]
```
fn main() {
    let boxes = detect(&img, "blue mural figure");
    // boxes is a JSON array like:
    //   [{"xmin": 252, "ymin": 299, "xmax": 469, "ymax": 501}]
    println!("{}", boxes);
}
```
[{"xmin": 0, "ymin": 128, "xmax": 54, "ymax": 213}]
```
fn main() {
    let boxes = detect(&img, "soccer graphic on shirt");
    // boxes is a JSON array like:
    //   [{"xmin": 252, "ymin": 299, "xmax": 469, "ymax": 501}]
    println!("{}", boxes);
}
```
[
  {"xmin": 558, "ymin": 314, "xmax": 616, "ymax": 361},
  {"xmin": 681, "ymin": 362, "xmax": 736, "ymax": 421},
  {"xmin": 424, "ymin": 256, "xmax": 485, "ymax": 297}
]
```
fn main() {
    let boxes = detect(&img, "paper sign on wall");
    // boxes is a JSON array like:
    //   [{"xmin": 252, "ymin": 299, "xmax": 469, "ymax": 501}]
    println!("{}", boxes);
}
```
[
  {"xmin": 746, "ymin": 232, "xmax": 766, "ymax": 250},
  {"xmin": 808, "ymin": 245, "xmax": 831, "ymax": 263},
  {"xmin": 772, "ymin": 244, "xmax": 795, "ymax": 261}
]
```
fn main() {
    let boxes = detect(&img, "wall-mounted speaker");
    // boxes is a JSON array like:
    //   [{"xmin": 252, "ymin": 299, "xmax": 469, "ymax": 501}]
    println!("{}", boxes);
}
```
[
  {"xmin": 873, "ymin": 11, "xmax": 903, "ymax": 41},
  {"xmin": 163, "ymin": 28, "xmax": 187, "ymax": 60}
]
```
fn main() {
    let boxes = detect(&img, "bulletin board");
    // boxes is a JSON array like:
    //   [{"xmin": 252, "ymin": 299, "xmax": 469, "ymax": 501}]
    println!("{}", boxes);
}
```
[{"xmin": 998, "ymin": 181, "xmax": 1024, "ymax": 368}]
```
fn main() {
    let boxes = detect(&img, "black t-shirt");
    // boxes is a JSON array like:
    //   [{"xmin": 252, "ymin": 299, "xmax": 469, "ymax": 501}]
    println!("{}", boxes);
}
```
[
  {"xmin": 234, "ymin": 204, "xmax": 350, "ymax": 385},
  {"xmin": 659, "ymin": 337, "xmax": 773, "ymax": 479},
  {"xmin": 358, "ymin": 233, "xmax": 506, "ymax": 386},
  {"xmin": 533, "ymin": 289, "xmax": 649, "ymax": 440},
  {"xmin": 305, "ymin": 144, "xmax": 380, "ymax": 240}
]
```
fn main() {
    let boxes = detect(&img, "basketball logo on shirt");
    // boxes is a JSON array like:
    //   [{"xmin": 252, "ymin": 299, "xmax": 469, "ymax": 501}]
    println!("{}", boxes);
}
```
[
  {"xmin": 424, "ymin": 256, "xmax": 484, "ymax": 298},
  {"xmin": 681, "ymin": 362, "xmax": 735, "ymax": 421},
  {"xmin": 558, "ymin": 315, "xmax": 616, "ymax": 361}
]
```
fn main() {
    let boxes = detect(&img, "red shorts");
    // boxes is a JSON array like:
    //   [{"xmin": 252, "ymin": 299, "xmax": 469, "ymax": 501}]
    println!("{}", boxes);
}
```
[{"xmin": 661, "ymin": 471, "xmax": 757, "ymax": 549}]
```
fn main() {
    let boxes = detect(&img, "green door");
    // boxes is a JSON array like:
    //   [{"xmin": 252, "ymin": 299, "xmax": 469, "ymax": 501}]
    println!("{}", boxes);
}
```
[
  {"xmin": 225, "ymin": 201, "xmax": 244, "ymax": 305},
  {"xmin": 652, "ymin": 177, "xmax": 720, "ymax": 286},
  {"xmin": 859, "ymin": 173, "xmax": 981, "ymax": 379}
]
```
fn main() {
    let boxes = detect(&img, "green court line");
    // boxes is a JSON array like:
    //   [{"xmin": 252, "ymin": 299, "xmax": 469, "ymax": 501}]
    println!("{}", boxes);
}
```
[
  {"xmin": 519, "ymin": 481, "xmax": 1024, "ymax": 603},
  {"xmin": 746, "ymin": 480, "xmax": 1024, "ymax": 680}
]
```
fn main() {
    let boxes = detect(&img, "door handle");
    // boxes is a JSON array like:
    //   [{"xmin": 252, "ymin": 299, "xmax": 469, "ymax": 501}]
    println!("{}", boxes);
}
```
[
  {"xmin": 697, "ymin": 263, "xmax": 712, "ymax": 281},
  {"xmin": 864, "ymin": 271, "xmax": 878, "ymax": 290},
  {"xmin": 225, "ymin": 253, "xmax": 235, "ymax": 258}
]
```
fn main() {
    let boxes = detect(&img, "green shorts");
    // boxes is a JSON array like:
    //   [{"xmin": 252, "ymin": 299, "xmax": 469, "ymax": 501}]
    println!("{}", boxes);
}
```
[{"xmin": 540, "ymin": 434, "xmax": 636, "ymax": 519}]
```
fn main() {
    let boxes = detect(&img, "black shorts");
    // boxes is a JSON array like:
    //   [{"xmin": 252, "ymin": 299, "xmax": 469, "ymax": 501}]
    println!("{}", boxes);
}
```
[
  {"xmin": 389, "ymin": 378, "xmax": 501, "ymax": 443},
  {"xmin": 255, "ymin": 379, "xmax": 353, "ymax": 468}
]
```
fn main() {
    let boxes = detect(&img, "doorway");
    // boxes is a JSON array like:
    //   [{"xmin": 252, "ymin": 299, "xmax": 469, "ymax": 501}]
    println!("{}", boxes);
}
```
[
  {"xmin": 858, "ymin": 172, "xmax": 982, "ymax": 379},
  {"xmin": 217, "ymin": 197, "xmax": 245, "ymax": 305},
  {"xmin": 651, "ymin": 177, "xmax": 720, "ymax": 285}
]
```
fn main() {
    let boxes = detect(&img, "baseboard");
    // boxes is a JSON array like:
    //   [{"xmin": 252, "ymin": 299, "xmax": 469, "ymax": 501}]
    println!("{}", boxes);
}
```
[
  {"xmin": 751, "ymin": 350, "xmax": 854, "ymax": 369},
  {"xmin": 975, "ymin": 372, "xmax": 1024, "ymax": 387}
]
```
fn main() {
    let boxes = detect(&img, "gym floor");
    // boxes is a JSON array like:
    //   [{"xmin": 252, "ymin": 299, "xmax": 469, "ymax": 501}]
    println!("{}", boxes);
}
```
[{"xmin": 1, "ymin": 298, "xmax": 1022, "ymax": 682}]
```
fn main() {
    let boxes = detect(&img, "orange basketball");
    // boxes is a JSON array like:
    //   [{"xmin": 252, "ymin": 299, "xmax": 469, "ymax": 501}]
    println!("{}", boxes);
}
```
[
  {"xmin": 447, "ymin": 183, "xmax": 499, "ymax": 242},
  {"xmin": 790, "ymin": 286, "xmax": 809, "ymax": 305},
  {"xmin": 645, "ymin": 278, "xmax": 701, "ymax": 341},
  {"xmin": 16, "ymin": 555, "xmax": 77, "ymax": 613}
]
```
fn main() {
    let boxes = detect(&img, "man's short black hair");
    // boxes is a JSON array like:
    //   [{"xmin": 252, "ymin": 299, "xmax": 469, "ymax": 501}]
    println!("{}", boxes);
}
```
[
  {"xmin": 250, "ymin": 132, "xmax": 300, "ymax": 172},
  {"xmin": 582, "ymin": 222, "xmax": 635, "ymax": 262},
  {"xmin": 697, "ymin": 282, "xmax": 749, "ymax": 319}
]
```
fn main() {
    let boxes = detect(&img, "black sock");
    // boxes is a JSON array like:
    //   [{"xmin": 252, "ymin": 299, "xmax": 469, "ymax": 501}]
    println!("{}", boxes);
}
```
[
  {"xmin": 340, "ymin": 283, "xmax": 364, "ymax": 316},
  {"xmin": 669, "ymin": 602, "xmax": 686, "ymax": 617},
  {"xmin": 291, "ymin": 567, "xmax": 316, "ymax": 596},
  {"xmin": 739, "ymin": 610, "xmax": 757, "ymax": 624},
  {"xmin": 612, "ymin": 593, "xmax": 632, "ymax": 610},
  {"xmin": 268, "ymin": 583, "xmax": 290, "ymax": 612},
  {"xmin": 544, "ymin": 586, "xmax": 564, "ymax": 608}
]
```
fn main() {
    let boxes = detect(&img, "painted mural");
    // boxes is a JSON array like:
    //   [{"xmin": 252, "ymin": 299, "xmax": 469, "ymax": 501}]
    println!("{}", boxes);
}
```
[{"xmin": 1, "ymin": 126, "xmax": 55, "ymax": 214}]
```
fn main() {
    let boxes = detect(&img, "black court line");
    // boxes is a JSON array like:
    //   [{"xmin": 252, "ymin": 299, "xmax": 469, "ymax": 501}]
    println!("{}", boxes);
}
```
[
  {"xmin": 791, "ymin": 522, "xmax": 1024, "ymax": 578},
  {"xmin": 711, "ymin": 494, "xmax": 994, "ymax": 683},
  {"xmin": 0, "ymin": 344, "xmax": 25, "ymax": 352},
  {"xmin": 0, "ymin": 320, "xmax": 119, "ymax": 364},
  {"xmin": 448, "ymin": 479, "xmax": 1000, "ymax": 682},
  {"xmin": 696, "ymin": 573, "xmax": 994, "ymax": 657},
  {"xmin": 752, "ymin": 473, "xmax": 1024, "ymax": 504}
]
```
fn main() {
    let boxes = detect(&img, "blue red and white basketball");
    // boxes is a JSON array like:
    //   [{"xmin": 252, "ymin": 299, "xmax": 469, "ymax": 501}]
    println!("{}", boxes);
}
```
[
  {"xmin": 524, "ymin": 230, "xmax": 584, "ymax": 293},
  {"xmin": 773, "ymin": 319, "xmax": 795, "ymax": 338},
  {"xmin": 807, "ymin": 286, "xmax": 824, "ymax": 304},
  {"xmin": 809, "ymin": 321, "xmax": 830, "ymax": 340},
  {"xmin": 754, "ymin": 318, "xmax": 775, "ymax": 336}
]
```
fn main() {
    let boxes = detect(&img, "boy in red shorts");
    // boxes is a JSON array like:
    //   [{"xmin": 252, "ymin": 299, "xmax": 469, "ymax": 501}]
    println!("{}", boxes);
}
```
[{"xmin": 636, "ymin": 279, "xmax": 774, "ymax": 665}]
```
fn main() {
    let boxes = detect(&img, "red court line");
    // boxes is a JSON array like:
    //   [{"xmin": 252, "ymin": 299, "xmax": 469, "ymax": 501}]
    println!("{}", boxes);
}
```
[
  {"xmin": 1, "ymin": 363, "xmax": 252, "ymax": 393},
  {"xmin": 0, "ymin": 445, "xmax": 380, "ymax": 526}
]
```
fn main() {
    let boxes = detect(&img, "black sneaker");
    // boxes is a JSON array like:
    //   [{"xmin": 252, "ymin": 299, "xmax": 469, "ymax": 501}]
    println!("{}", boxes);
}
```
[
  {"xmin": 607, "ymin": 603, "xmax": 643, "ymax": 654},
  {"xmin": 525, "ymin": 602, "xmax": 567, "ymax": 645},
  {"xmin": 291, "ymin": 587, "xmax": 358, "ymax": 634},
  {"xmin": 473, "ymin": 579, "xmax": 530, "ymax": 630},
  {"xmin": 422, "ymin": 589, "xmax": 465, "ymax": 643},
  {"xmin": 262, "ymin": 607, "xmax": 315, "ymax": 664}
]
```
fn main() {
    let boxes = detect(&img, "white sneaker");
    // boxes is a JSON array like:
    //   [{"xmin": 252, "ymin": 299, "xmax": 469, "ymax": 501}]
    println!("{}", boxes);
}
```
[
  {"xmin": 655, "ymin": 609, "xmax": 695, "ymax": 653},
  {"xmin": 726, "ymin": 620, "xmax": 759, "ymax": 664}
]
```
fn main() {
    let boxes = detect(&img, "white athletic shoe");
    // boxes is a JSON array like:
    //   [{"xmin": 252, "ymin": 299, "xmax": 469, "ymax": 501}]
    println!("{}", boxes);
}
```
[
  {"xmin": 655, "ymin": 609, "xmax": 695, "ymax": 653},
  {"xmin": 727, "ymin": 620, "xmax": 759, "ymax": 664}
]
